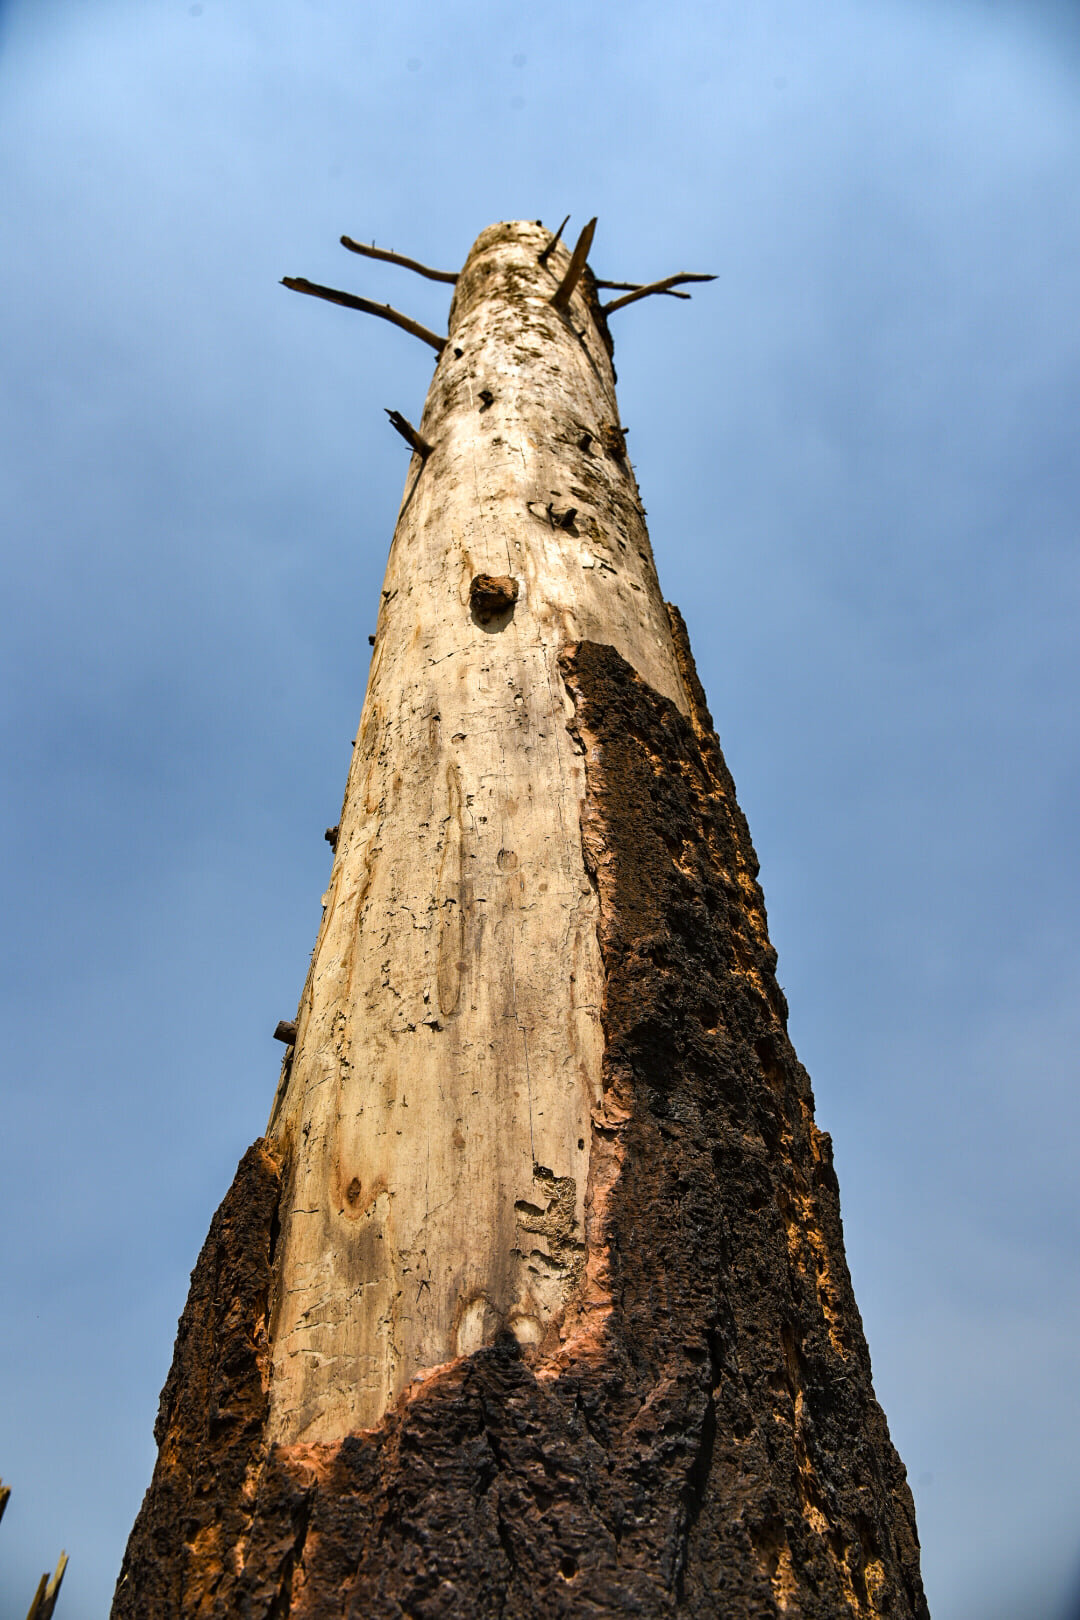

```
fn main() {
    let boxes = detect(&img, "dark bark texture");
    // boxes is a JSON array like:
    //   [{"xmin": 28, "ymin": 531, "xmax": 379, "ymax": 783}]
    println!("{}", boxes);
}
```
[
  {"xmin": 112, "ymin": 1140, "xmax": 283, "ymax": 1618},
  {"xmin": 112, "ymin": 622, "xmax": 926, "ymax": 1619}
]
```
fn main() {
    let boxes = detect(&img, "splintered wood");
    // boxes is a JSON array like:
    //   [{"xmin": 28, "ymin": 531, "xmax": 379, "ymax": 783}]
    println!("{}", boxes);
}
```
[{"xmin": 266, "ymin": 222, "xmax": 691, "ymax": 1441}]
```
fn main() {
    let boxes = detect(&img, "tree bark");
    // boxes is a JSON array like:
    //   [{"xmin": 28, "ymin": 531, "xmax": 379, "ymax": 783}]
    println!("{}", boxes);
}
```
[{"xmin": 113, "ymin": 221, "xmax": 928, "ymax": 1618}]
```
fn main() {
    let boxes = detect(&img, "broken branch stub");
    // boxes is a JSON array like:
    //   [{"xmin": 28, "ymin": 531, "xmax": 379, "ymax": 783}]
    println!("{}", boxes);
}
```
[
  {"xmin": 537, "ymin": 213, "xmax": 571, "ymax": 267},
  {"xmin": 26, "ymin": 1550, "xmax": 67, "ymax": 1620},
  {"xmin": 2, "ymin": 1479, "xmax": 67, "ymax": 1620},
  {"xmin": 384, "ymin": 409, "xmax": 433, "ymax": 459},
  {"xmin": 550, "ymin": 217, "xmax": 597, "ymax": 311},
  {"xmin": 281, "ymin": 277, "xmax": 446, "ymax": 352}
]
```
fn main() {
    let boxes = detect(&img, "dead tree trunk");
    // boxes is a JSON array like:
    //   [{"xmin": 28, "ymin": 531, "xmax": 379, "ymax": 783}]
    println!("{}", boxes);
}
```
[{"xmin": 112, "ymin": 220, "xmax": 928, "ymax": 1619}]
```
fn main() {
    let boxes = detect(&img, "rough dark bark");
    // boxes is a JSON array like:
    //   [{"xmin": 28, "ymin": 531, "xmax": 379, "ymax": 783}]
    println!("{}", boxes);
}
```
[
  {"xmin": 114, "ymin": 629, "xmax": 926, "ymax": 1619},
  {"xmin": 112, "ymin": 1140, "xmax": 282, "ymax": 1618}
]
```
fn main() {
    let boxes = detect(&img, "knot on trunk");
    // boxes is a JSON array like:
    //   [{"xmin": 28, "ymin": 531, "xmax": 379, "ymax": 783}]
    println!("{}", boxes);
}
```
[
  {"xmin": 600, "ymin": 422, "xmax": 627, "ymax": 460},
  {"xmin": 469, "ymin": 573, "xmax": 519, "ymax": 625}
]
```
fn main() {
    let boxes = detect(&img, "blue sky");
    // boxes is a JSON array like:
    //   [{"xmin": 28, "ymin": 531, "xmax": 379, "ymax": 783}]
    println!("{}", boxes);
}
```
[{"xmin": 1, "ymin": 1, "xmax": 1078, "ymax": 1615}]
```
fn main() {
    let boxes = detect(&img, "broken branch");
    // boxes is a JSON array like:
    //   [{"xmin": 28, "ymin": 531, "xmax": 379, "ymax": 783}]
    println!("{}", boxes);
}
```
[
  {"xmin": 601, "ymin": 272, "xmax": 716, "ymax": 314},
  {"xmin": 385, "ymin": 409, "xmax": 432, "ymax": 459},
  {"xmin": 340, "ymin": 236, "xmax": 457, "ymax": 284},
  {"xmin": 594, "ymin": 278, "xmax": 691, "ymax": 300},
  {"xmin": 550, "ymin": 217, "xmax": 597, "ymax": 312},
  {"xmin": 282, "ymin": 277, "xmax": 446, "ymax": 352},
  {"xmin": 538, "ymin": 214, "xmax": 571, "ymax": 267}
]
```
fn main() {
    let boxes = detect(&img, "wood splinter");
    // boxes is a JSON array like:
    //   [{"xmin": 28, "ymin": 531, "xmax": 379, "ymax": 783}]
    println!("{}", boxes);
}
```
[
  {"xmin": 281, "ymin": 277, "xmax": 446, "ymax": 352},
  {"xmin": 339, "ymin": 236, "xmax": 458, "ymax": 284},
  {"xmin": 26, "ymin": 1550, "xmax": 68, "ymax": 1620},
  {"xmin": 550, "ymin": 217, "xmax": 597, "ymax": 311},
  {"xmin": 385, "ymin": 409, "xmax": 433, "ymax": 459},
  {"xmin": 537, "ymin": 213, "xmax": 570, "ymax": 267}
]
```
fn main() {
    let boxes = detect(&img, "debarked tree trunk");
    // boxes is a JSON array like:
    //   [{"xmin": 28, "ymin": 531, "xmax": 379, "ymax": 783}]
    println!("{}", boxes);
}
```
[{"xmin": 113, "ymin": 221, "xmax": 928, "ymax": 1620}]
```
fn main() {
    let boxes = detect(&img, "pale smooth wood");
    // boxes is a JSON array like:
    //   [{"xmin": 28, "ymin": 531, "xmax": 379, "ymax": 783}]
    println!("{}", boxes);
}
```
[{"xmin": 266, "ymin": 221, "xmax": 690, "ymax": 1442}]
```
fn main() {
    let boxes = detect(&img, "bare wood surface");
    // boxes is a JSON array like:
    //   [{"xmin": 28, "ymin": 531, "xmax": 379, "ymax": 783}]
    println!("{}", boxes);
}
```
[
  {"xmin": 340, "ymin": 236, "xmax": 457, "ymax": 284},
  {"xmin": 550, "ymin": 216, "xmax": 597, "ymax": 310},
  {"xmin": 281, "ymin": 277, "xmax": 446, "ymax": 352},
  {"xmin": 384, "ymin": 408, "xmax": 433, "ymax": 459},
  {"xmin": 267, "ymin": 220, "xmax": 689, "ymax": 1444},
  {"xmin": 602, "ymin": 271, "xmax": 717, "ymax": 314},
  {"xmin": 537, "ymin": 213, "xmax": 570, "ymax": 267}
]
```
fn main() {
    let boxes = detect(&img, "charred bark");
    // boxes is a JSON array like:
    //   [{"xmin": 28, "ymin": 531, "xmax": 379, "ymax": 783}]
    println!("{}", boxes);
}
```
[{"xmin": 112, "ymin": 1141, "xmax": 282, "ymax": 1617}]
